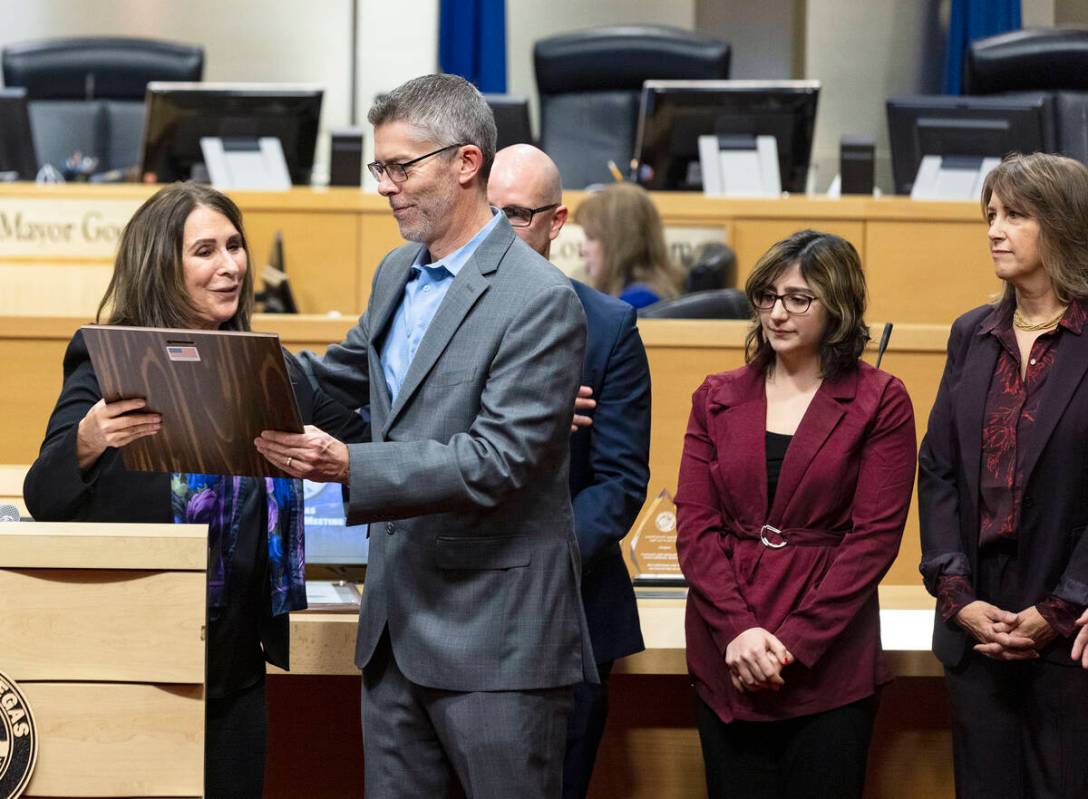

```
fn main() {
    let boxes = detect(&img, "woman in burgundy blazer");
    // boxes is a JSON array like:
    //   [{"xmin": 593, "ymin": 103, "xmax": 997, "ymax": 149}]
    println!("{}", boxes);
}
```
[
  {"xmin": 919, "ymin": 153, "xmax": 1088, "ymax": 798},
  {"xmin": 676, "ymin": 230, "xmax": 916, "ymax": 799}
]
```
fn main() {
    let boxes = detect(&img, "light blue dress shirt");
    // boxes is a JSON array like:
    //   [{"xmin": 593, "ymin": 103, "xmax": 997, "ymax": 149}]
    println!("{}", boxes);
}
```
[{"xmin": 380, "ymin": 210, "xmax": 502, "ymax": 401}]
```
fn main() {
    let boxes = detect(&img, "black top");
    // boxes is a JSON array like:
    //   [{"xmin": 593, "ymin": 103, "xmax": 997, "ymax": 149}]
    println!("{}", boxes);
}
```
[
  {"xmin": 23, "ymin": 330, "xmax": 368, "ymax": 698},
  {"xmin": 765, "ymin": 431, "xmax": 793, "ymax": 509}
]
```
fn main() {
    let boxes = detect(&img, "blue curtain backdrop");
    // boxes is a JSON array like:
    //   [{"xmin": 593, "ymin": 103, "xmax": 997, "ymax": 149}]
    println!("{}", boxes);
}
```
[
  {"xmin": 439, "ymin": 0, "xmax": 507, "ymax": 93},
  {"xmin": 944, "ymin": 0, "xmax": 1021, "ymax": 94}
]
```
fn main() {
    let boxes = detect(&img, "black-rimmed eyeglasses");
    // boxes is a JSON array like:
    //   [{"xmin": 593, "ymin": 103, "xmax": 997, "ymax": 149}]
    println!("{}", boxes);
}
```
[
  {"xmin": 754, "ymin": 291, "xmax": 818, "ymax": 314},
  {"xmin": 367, "ymin": 143, "xmax": 466, "ymax": 183},
  {"xmin": 500, "ymin": 203, "xmax": 560, "ymax": 228}
]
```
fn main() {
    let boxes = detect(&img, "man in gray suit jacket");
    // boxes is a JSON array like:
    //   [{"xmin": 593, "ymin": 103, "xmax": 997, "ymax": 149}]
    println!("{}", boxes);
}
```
[{"xmin": 256, "ymin": 74, "xmax": 594, "ymax": 798}]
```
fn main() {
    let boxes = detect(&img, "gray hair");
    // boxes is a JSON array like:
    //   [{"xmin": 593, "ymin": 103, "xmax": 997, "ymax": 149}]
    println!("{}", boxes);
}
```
[{"xmin": 368, "ymin": 73, "xmax": 497, "ymax": 182}]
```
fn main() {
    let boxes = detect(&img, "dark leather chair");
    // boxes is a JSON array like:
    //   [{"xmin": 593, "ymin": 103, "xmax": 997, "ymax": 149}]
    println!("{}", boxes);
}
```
[
  {"xmin": 534, "ymin": 26, "xmax": 729, "ymax": 189},
  {"xmin": 2, "ymin": 37, "xmax": 203, "ymax": 174},
  {"xmin": 964, "ymin": 28, "xmax": 1088, "ymax": 95},
  {"xmin": 638, "ymin": 288, "xmax": 750, "ymax": 320},
  {"xmin": 685, "ymin": 242, "xmax": 737, "ymax": 293},
  {"xmin": 963, "ymin": 28, "xmax": 1088, "ymax": 163}
]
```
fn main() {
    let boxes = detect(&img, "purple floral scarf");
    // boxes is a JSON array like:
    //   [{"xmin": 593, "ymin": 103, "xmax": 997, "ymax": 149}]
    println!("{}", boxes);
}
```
[{"xmin": 171, "ymin": 473, "xmax": 306, "ymax": 615}]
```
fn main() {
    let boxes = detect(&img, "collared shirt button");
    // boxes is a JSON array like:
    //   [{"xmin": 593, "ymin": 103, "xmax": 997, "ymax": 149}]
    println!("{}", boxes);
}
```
[
  {"xmin": 386, "ymin": 522, "xmax": 395, "ymax": 535},
  {"xmin": 1029, "ymin": 358, "xmax": 1037, "ymax": 365},
  {"xmin": 423, "ymin": 284, "xmax": 432, "ymax": 292}
]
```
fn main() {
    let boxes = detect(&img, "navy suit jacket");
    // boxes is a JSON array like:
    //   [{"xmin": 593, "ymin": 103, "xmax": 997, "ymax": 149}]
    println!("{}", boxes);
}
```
[{"xmin": 570, "ymin": 280, "xmax": 649, "ymax": 664}]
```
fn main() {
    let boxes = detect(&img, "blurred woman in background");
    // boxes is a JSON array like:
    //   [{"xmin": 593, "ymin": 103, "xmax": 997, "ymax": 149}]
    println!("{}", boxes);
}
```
[{"xmin": 574, "ymin": 182, "xmax": 684, "ymax": 308}]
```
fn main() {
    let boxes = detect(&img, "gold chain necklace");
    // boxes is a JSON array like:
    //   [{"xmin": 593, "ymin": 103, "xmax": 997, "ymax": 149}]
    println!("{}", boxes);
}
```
[{"xmin": 1013, "ymin": 306, "xmax": 1067, "ymax": 332}]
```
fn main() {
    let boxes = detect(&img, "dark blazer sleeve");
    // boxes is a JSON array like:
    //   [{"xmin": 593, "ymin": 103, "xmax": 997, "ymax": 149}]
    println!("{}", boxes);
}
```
[
  {"xmin": 572, "ymin": 304, "xmax": 650, "ymax": 566},
  {"xmin": 774, "ymin": 377, "xmax": 917, "ymax": 668},
  {"xmin": 285, "ymin": 351, "xmax": 370, "ymax": 444},
  {"xmin": 918, "ymin": 318, "xmax": 973, "ymax": 594},
  {"xmin": 23, "ymin": 332, "xmax": 118, "ymax": 520},
  {"xmin": 675, "ymin": 379, "xmax": 762, "ymax": 651}
]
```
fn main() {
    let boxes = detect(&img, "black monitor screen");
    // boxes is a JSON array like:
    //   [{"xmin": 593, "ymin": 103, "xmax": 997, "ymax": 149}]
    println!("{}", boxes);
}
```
[
  {"xmin": 634, "ymin": 80, "xmax": 820, "ymax": 193},
  {"xmin": 886, "ymin": 94, "xmax": 1055, "ymax": 195},
  {"xmin": 484, "ymin": 94, "xmax": 533, "ymax": 151},
  {"xmin": 0, "ymin": 88, "xmax": 38, "ymax": 179},
  {"xmin": 141, "ymin": 82, "xmax": 323, "ymax": 185}
]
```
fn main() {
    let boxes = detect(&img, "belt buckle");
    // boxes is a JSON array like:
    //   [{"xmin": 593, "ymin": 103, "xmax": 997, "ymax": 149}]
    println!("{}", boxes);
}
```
[{"xmin": 759, "ymin": 524, "xmax": 788, "ymax": 549}]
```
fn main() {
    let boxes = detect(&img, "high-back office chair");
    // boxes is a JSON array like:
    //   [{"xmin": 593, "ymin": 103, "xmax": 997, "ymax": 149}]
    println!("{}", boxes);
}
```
[
  {"xmin": 685, "ymin": 242, "xmax": 737, "ymax": 293},
  {"xmin": 533, "ymin": 25, "xmax": 730, "ymax": 189},
  {"xmin": 963, "ymin": 28, "xmax": 1088, "ymax": 163},
  {"xmin": 638, "ymin": 288, "xmax": 750, "ymax": 320},
  {"xmin": 2, "ymin": 37, "xmax": 203, "ymax": 174}
]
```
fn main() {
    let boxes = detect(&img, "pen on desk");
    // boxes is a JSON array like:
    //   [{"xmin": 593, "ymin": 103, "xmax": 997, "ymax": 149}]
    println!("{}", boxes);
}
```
[{"xmin": 607, "ymin": 160, "xmax": 624, "ymax": 182}]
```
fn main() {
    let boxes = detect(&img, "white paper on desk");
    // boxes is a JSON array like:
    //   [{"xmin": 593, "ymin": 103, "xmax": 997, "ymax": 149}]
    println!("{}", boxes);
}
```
[{"xmin": 305, "ymin": 580, "xmax": 361, "ymax": 607}]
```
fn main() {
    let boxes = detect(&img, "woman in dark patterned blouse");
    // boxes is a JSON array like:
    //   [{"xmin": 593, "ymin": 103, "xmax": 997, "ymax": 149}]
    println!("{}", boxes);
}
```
[{"xmin": 919, "ymin": 152, "xmax": 1088, "ymax": 798}]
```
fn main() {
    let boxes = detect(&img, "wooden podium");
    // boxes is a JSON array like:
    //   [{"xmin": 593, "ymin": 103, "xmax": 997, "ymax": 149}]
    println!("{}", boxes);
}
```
[{"xmin": 0, "ymin": 522, "xmax": 207, "ymax": 798}]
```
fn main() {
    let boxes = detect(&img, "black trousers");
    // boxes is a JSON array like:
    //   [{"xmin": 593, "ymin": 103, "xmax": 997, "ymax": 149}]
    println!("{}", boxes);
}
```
[
  {"xmin": 205, "ymin": 676, "xmax": 268, "ymax": 798},
  {"xmin": 945, "ymin": 544, "xmax": 1088, "ymax": 799},
  {"xmin": 562, "ymin": 660, "xmax": 614, "ymax": 799},
  {"xmin": 694, "ymin": 692, "xmax": 878, "ymax": 799}
]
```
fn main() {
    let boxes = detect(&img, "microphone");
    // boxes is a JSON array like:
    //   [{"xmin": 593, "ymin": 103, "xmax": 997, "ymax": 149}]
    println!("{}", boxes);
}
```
[
  {"xmin": 875, "ymin": 323, "xmax": 894, "ymax": 369},
  {"xmin": 0, "ymin": 503, "xmax": 21, "ymax": 522}
]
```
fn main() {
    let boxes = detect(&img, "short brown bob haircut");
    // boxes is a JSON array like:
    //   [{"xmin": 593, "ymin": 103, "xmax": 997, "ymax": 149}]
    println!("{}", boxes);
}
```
[
  {"xmin": 982, "ymin": 152, "xmax": 1088, "ymax": 304},
  {"xmin": 744, "ymin": 229, "xmax": 870, "ymax": 380},
  {"xmin": 97, "ymin": 182, "xmax": 253, "ymax": 331}
]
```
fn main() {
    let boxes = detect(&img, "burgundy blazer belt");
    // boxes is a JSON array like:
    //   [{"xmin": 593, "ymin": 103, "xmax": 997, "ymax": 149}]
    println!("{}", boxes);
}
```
[{"xmin": 732, "ymin": 524, "xmax": 848, "ymax": 549}]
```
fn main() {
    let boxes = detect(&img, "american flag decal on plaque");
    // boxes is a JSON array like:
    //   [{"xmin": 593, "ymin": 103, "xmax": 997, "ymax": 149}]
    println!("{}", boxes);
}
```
[{"xmin": 165, "ymin": 344, "xmax": 201, "ymax": 362}]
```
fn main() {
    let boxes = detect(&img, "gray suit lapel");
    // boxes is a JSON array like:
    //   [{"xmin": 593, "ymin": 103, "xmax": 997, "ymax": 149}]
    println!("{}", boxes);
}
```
[
  {"xmin": 365, "ymin": 245, "xmax": 423, "ymax": 424},
  {"xmin": 382, "ymin": 218, "xmax": 515, "ymax": 434}
]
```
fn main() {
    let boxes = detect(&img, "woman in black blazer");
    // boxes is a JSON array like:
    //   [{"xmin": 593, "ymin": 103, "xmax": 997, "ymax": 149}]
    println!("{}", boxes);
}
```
[
  {"xmin": 919, "ymin": 153, "xmax": 1088, "ymax": 798},
  {"xmin": 23, "ymin": 183, "xmax": 366, "ymax": 798}
]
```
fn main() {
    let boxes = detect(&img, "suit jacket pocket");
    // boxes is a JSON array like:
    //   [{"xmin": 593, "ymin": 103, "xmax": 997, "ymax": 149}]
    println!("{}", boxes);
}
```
[
  {"xmin": 429, "ymin": 367, "xmax": 478, "ymax": 388},
  {"xmin": 435, "ymin": 535, "xmax": 532, "ymax": 570}
]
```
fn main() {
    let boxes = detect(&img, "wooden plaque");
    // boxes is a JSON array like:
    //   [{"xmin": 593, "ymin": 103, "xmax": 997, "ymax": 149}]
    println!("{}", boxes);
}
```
[{"xmin": 82, "ymin": 325, "xmax": 303, "ymax": 478}]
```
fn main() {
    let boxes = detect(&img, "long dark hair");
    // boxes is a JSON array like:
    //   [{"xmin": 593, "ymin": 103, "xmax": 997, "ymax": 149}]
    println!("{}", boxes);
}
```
[{"xmin": 97, "ymin": 182, "xmax": 253, "ymax": 331}]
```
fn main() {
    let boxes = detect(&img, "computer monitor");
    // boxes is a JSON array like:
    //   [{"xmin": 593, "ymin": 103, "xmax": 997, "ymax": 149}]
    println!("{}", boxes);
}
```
[
  {"xmin": 633, "ymin": 80, "xmax": 820, "ymax": 193},
  {"xmin": 141, "ymin": 82, "xmax": 323, "ymax": 185},
  {"xmin": 483, "ymin": 94, "xmax": 533, "ymax": 150},
  {"xmin": 303, "ymin": 479, "xmax": 369, "ymax": 566},
  {"xmin": 0, "ymin": 88, "xmax": 38, "ymax": 180},
  {"xmin": 886, "ymin": 94, "xmax": 1055, "ymax": 195}
]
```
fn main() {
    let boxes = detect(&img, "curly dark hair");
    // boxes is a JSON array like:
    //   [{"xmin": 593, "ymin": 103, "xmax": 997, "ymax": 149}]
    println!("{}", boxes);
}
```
[{"xmin": 744, "ymin": 229, "xmax": 870, "ymax": 380}]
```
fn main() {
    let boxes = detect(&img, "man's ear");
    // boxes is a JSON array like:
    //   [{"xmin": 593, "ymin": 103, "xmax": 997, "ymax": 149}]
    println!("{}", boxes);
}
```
[
  {"xmin": 549, "ymin": 204, "xmax": 569, "ymax": 241},
  {"xmin": 458, "ymin": 145, "xmax": 485, "ymax": 187}
]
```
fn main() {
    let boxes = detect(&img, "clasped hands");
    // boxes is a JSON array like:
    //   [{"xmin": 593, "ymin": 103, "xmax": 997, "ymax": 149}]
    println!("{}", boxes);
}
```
[
  {"xmin": 955, "ymin": 600, "xmax": 1055, "ymax": 660},
  {"xmin": 725, "ymin": 627, "xmax": 794, "ymax": 693}
]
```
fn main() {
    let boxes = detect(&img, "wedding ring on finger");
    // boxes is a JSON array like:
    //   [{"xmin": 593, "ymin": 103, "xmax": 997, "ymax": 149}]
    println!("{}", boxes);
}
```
[{"xmin": 286, "ymin": 456, "xmax": 293, "ymax": 468}]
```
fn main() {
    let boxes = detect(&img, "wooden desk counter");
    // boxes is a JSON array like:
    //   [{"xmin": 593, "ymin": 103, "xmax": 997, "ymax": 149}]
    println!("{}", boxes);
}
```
[
  {"xmin": 280, "ymin": 584, "xmax": 940, "ymax": 679},
  {"xmin": 0, "ymin": 315, "xmax": 949, "ymax": 585},
  {"xmin": 0, "ymin": 183, "xmax": 998, "ymax": 324}
]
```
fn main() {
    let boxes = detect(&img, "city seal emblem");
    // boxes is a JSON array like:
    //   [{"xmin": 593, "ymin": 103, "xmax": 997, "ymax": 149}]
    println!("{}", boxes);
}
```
[{"xmin": 0, "ymin": 670, "xmax": 36, "ymax": 799}]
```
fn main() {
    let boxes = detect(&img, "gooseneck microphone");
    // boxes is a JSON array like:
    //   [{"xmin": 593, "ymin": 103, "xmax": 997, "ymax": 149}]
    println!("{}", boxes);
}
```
[{"xmin": 875, "ymin": 323, "xmax": 894, "ymax": 369}]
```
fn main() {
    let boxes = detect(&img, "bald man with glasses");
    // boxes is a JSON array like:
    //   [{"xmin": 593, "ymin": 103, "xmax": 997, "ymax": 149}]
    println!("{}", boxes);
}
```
[{"xmin": 490, "ymin": 144, "xmax": 651, "ymax": 799}]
